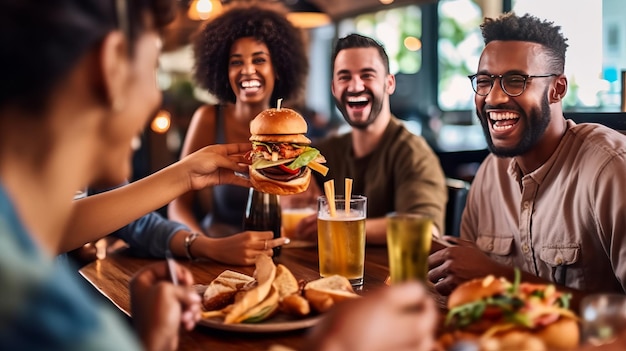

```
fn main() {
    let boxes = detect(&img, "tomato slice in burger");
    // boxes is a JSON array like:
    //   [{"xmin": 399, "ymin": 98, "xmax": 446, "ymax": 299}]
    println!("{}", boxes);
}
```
[{"xmin": 278, "ymin": 164, "xmax": 300, "ymax": 175}]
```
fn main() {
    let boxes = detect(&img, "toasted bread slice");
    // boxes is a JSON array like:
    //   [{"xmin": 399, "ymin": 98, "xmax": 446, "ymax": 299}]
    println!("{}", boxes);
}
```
[
  {"xmin": 304, "ymin": 275, "xmax": 360, "ymax": 313},
  {"xmin": 224, "ymin": 255, "xmax": 277, "ymax": 324},
  {"xmin": 202, "ymin": 270, "xmax": 255, "ymax": 311},
  {"xmin": 273, "ymin": 264, "xmax": 300, "ymax": 298}
]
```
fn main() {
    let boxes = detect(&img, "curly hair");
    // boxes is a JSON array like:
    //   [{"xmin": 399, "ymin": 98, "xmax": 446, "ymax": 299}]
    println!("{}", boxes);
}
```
[
  {"xmin": 480, "ymin": 13, "xmax": 569, "ymax": 73},
  {"xmin": 192, "ymin": 4, "xmax": 308, "ymax": 105}
]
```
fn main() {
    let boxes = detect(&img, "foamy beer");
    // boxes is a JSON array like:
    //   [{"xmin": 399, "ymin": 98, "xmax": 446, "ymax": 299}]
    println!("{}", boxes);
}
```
[
  {"xmin": 386, "ymin": 213, "xmax": 432, "ymax": 283},
  {"xmin": 317, "ymin": 195, "xmax": 366, "ymax": 286}
]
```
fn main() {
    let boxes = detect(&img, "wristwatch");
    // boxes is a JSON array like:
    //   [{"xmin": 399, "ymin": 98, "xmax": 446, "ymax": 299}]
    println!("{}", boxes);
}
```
[{"xmin": 184, "ymin": 232, "xmax": 200, "ymax": 260}]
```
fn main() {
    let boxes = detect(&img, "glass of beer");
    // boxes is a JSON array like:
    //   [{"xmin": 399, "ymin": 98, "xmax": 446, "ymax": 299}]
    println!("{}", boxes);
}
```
[
  {"xmin": 317, "ymin": 195, "xmax": 367, "ymax": 286},
  {"xmin": 281, "ymin": 196, "xmax": 316, "ymax": 240},
  {"xmin": 386, "ymin": 213, "xmax": 433, "ymax": 284}
]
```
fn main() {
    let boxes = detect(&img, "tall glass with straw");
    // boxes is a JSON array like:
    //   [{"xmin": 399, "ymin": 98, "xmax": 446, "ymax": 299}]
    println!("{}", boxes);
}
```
[{"xmin": 317, "ymin": 179, "xmax": 366, "ymax": 286}]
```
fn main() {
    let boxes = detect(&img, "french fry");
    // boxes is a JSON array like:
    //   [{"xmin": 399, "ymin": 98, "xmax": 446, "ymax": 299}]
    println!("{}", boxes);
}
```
[
  {"xmin": 345, "ymin": 178, "xmax": 353, "ymax": 214},
  {"xmin": 323, "ymin": 179, "xmax": 348, "ymax": 274},
  {"xmin": 308, "ymin": 160, "xmax": 329, "ymax": 176},
  {"xmin": 201, "ymin": 310, "xmax": 225, "ymax": 319},
  {"xmin": 323, "ymin": 180, "xmax": 336, "ymax": 217}
]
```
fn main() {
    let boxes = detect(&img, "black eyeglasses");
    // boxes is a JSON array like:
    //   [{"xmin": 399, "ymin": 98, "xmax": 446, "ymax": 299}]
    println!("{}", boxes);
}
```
[{"xmin": 468, "ymin": 73, "xmax": 558, "ymax": 97}]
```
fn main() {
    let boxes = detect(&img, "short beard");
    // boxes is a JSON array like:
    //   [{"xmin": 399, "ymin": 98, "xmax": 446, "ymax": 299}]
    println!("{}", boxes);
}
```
[
  {"xmin": 479, "ymin": 90, "xmax": 551, "ymax": 158},
  {"xmin": 334, "ymin": 90, "xmax": 384, "ymax": 130}
]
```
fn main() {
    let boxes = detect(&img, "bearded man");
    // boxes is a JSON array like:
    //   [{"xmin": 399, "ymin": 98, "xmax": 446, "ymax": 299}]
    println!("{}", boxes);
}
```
[
  {"xmin": 290, "ymin": 34, "xmax": 447, "ymax": 244},
  {"xmin": 428, "ymin": 13, "xmax": 626, "ymax": 311}
]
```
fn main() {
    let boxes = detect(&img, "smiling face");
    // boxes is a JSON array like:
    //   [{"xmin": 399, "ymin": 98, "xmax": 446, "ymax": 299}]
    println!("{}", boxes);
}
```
[
  {"xmin": 475, "ymin": 41, "xmax": 558, "ymax": 158},
  {"xmin": 228, "ymin": 37, "xmax": 276, "ymax": 106},
  {"xmin": 331, "ymin": 47, "xmax": 394, "ymax": 130},
  {"xmin": 92, "ymin": 30, "xmax": 162, "ymax": 187}
]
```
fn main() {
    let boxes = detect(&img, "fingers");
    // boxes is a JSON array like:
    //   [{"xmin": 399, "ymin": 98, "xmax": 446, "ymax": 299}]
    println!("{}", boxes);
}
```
[
  {"xmin": 201, "ymin": 142, "xmax": 249, "ymax": 154},
  {"xmin": 230, "ymin": 142, "xmax": 253, "ymax": 155},
  {"xmin": 230, "ymin": 153, "xmax": 251, "ymax": 165},
  {"xmin": 174, "ymin": 286, "xmax": 202, "ymax": 330},
  {"xmin": 427, "ymin": 249, "xmax": 447, "ymax": 270},
  {"xmin": 251, "ymin": 232, "xmax": 290, "ymax": 251},
  {"xmin": 269, "ymin": 236, "xmax": 290, "ymax": 248},
  {"xmin": 173, "ymin": 264, "xmax": 195, "ymax": 286},
  {"xmin": 442, "ymin": 236, "xmax": 474, "ymax": 247},
  {"xmin": 219, "ymin": 171, "xmax": 252, "ymax": 188},
  {"xmin": 208, "ymin": 155, "xmax": 248, "ymax": 173},
  {"xmin": 433, "ymin": 276, "xmax": 458, "ymax": 296}
]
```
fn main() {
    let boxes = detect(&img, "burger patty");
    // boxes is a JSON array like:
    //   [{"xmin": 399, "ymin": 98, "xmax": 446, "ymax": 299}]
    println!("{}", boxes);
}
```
[{"xmin": 259, "ymin": 166, "xmax": 304, "ymax": 181}]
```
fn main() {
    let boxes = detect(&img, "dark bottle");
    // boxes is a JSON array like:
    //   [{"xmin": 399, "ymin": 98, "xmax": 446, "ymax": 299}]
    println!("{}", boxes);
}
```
[{"xmin": 243, "ymin": 188, "xmax": 282, "ymax": 257}]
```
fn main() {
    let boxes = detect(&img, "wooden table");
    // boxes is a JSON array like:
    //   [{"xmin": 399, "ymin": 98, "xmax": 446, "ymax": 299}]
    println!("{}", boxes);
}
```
[{"xmin": 80, "ymin": 244, "xmax": 401, "ymax": 351}]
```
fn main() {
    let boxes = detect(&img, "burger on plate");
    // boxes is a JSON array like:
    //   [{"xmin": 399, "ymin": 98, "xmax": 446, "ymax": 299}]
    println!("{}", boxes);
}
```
[
  {"xmin": 439, "ymin": 272, "xmax": 579, "ymax": 351},
  {"xmin": 247, "ymin": 107, "xmax": 327, "ymax": 195}
]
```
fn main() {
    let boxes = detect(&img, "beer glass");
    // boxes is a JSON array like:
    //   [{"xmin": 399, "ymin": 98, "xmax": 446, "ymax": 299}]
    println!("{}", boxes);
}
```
[
  {"xmin": 317, "ymin": 195, "xmax": 366, "ymax": 286},
  {"xmin": 386, "ymin": 213, "xmax": 433, "ymax": 283},
  {"xmin": 281, "ymin": 196, "xmax": 316, "ymax": 240}
]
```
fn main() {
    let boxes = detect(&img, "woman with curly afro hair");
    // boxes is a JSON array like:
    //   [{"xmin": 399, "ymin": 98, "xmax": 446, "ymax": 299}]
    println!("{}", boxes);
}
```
[{"xmin": 169, "ymin": 3, "xmax": 308, "ymax": 246}]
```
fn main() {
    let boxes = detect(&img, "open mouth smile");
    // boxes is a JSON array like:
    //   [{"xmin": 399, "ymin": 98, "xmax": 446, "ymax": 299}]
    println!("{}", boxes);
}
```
[
  {"xmin": 346, "ymin": 96, "xmax": 370, "ymax": 109},
  {"xmin": 240, "ymin": 79, "xmax": 262, "ymax": 93},
  {"xmin": 489, "ymin": 111, "xmax": 520, "ymax": 132}
]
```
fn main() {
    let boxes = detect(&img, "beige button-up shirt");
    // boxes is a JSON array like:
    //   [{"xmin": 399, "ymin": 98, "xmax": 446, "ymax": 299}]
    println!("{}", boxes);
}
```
[{"xmin": 462, "ymin": 119, "xmax": 626, "ymax": 293}]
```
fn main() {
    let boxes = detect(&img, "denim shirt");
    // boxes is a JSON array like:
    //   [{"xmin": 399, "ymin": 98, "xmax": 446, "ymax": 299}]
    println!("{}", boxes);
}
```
[{"xmin": 89, "ymin": 184, "xmax": 188, "ymax": 258}]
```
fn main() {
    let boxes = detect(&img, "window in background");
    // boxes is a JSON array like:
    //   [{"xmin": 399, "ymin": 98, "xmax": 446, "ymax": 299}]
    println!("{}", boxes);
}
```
[
  {"xmin": 337, "ymin": 6, "xmax": 423, "ymax": 75},
  {"xmin": 435, "ymin": 0, "xmax": 489, "ymax": 152},
  {"xmin": 437, "ymin": 0, "xmax": 483, "ymax": 111},
  {"xmin": 512, "ymin": 0, "xmax": 624, "ymax": 111}
]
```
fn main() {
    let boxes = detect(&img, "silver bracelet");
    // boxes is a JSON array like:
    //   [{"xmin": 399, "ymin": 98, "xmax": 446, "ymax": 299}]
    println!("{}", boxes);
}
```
[{"xmin": 184, "ymin": 232, "xmax": 200, "ymax": 260}]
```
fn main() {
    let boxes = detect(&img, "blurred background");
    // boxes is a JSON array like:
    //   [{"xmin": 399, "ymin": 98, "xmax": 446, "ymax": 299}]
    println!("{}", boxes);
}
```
[{"xmin": 135, "ymin": 0, "xmax": 626, "ymax": 185}]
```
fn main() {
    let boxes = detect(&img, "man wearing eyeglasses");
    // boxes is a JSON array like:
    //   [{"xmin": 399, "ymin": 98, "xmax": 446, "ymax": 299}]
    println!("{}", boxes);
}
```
[{"xmin": 428, "ymin": 13, "xmax": 626, "ymax": 309}]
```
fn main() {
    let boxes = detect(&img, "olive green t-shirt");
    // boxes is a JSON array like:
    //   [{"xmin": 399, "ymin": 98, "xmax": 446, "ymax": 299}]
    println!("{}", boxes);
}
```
[{"xmin": 314, "ymin": 117, "xmax": 447, "ymax": 232}]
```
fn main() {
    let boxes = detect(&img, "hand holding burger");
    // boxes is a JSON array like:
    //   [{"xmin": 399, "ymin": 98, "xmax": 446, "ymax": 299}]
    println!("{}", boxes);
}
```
[
  {"xmin": 247, "ymin": 106, "xmax": 327, "ymax": 195},
  {"xmin": 440, "ymin": 271, "xmax": 579, "ymax": 351}
]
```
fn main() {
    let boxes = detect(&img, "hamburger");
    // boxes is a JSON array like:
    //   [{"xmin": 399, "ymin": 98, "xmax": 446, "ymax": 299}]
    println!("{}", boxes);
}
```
[
  {"xmin": 439, "ymin": 272, "xmax": 579, "ymax": 350},
  {"xmin": 247, "ymin": 107, "xmax": 327, "ymax": 195}
]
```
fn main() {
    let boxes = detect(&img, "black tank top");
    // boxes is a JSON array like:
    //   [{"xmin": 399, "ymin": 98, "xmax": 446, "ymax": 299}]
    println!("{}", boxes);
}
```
[{"xmin": 206, "ymin": 105, "xmax": 250, "ymax": 232}]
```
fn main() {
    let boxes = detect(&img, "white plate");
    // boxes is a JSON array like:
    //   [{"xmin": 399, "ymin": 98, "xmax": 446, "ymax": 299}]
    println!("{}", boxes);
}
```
[{"xmin": 198, "ymin": 313, "xmax": 323, "ymax": 333}]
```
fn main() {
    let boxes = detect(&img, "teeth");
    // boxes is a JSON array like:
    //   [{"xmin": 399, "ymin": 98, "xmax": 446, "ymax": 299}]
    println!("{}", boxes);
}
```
[
  {"xmin": 492, "ymin": 123, "xmax": 515, "ymax": 131},
  {"xmin": 347, "ymin": 96, "xmax": 368, "ymax": 103},
  {"xmin": 489, "ymin": 111, "xmax": 519, "ymax": 131},
  {"xmin": 489, "ymin": 111, "xmax": 518, "ymax": 121},
  {"xmin": 241, "ymin": 80, "xmax": 261, "ymax": 88}
]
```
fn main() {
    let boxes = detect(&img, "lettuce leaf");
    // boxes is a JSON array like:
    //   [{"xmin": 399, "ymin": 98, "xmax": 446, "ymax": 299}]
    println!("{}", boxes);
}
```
[{"xmin": 286, "ymin": 147, "xmax": 320, "ymax": 170}]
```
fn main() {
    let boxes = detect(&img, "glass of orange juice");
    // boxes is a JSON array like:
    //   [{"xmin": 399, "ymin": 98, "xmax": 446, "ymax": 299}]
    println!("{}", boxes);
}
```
[{"xmin": 282, "ymin": 207, "xmax": 316, "ymax": 239}]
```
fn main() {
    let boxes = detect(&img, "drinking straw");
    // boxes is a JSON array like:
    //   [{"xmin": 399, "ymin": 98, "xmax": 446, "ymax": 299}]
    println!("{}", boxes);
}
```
[
  {"xmin": 345, "ymin": 178, "xmax": 353, "ymax": 215},
  {"xmin": 323, "ymin": 179, "xmax": 336, "ymax": 217},
  {"xmin": 323, "ymin": 179, "xmax": 348, "ymax": 276}
]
